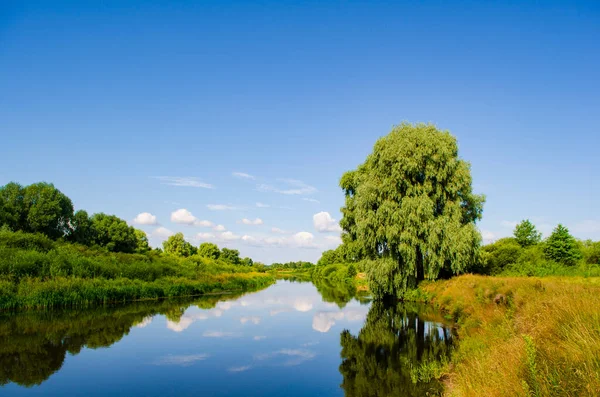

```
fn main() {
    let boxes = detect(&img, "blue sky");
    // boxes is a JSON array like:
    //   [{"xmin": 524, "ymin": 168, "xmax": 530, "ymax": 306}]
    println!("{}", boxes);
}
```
[{"xmin": 1, "ymin": 0, "xmax": 599, "ymax": 263}]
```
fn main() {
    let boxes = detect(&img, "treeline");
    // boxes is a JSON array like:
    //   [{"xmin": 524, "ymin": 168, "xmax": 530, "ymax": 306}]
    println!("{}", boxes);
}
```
[
  {"xmin": 317, "ymin": 219, "xmax": 600, "ymax": 279},
  {"xmin": 473, "ymin": 220, "xmax": 600, "ymax": 276},
  {"xmin": 0, "ymin": 182, "xmax": 149, "ymax": 254},
  {"xmin": 269, "ymin": 261, "xmax": 314, "ymax": 270},
  {"xmin": 162, "ymin": 234, "xmax": 260, "ymax": 267},
  {"xmin": 0, "ymin": 181, "xmax": 273, "ymax": 310}
]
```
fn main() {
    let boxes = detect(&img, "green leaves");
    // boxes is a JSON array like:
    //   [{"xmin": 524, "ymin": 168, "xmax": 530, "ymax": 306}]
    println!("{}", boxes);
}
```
[
  {"xmin": 340, "ymin": 123, "xmax": 484, "ymax": 298},
  {"xmin": 514, "ymin": 220, "xmax": 542, "ymax": 247},
  {"xmin": 544, "ymin": 224, "xmax": 582, "ymax": 266}
]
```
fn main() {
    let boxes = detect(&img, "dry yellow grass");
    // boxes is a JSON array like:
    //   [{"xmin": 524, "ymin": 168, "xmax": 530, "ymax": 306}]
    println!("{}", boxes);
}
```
[{"xmin": 417, "ymin": 275, "xmax": 600, "ymax": 397}]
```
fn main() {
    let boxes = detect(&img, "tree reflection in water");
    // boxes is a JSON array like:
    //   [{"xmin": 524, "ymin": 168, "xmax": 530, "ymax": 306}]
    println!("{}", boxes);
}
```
[
  {"xmin": 0, "ymin": 293, "xmax": 244, "ymax": 387},
  {"xmin": 339, "ymin": 301, "xmax": 454, "ymax": 397}
]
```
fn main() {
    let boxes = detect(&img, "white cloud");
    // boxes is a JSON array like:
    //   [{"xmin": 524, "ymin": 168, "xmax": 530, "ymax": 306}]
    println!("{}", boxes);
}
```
[
  {"xmin": 154, "ymin": 176, "xmax": 213, "ymax": 189},
  {"xmin": 256, "ymin": 202, "xmax": 270, "ymax": 208},
  {"xmin": 253, "ymin": 336, "xmax": 267, "ymax": 341},
  {"xmin": 135, "ymin": 316, "xmax": 153, "ymax": 328},
  {"xmin": 302, "ymin": 198, "xmax": 320, "ymax": 204},
  {"xmin": 152, "ymin": 227, "xmax": 174, "ymax": 239},
  {"xmin": 255, "ymin": 349, "xmax": 316, "ymax": 367},
  {"xmin": 170, "ymin": 209, "xmax": 213, "ymax": 227},
  {"xmin": 153, "ymin": 354, "xmax": 209, "ymax": 366},
  {"xmin": 292, "ymin": 232, "xmax": 316, "ymax": 248},
  {"xmin": 241, "ymin": 218, "xmax": 263, "ymax": 225},
  {"xmin": 257, "ymin": 179, "xmax": 317, "ymax": 195},
  {"xmin": 196, "ymin": 232, "xmax": 215, "ymax": 240},
  {"xmin": 239, "ymin": 232, "xmax": 317, "ymax": 249},
  {"xmin": 480, "ymin": 230, "xmax": 496, "ymax": 243},
  {"xmin": 312, "ymin": 312, "xmax": 344, "ymax": 333},
  {"xmin": 213, "ymin": 224, "xmax": 226, "ymax": 232},
  {"xmin": 203, "ymin": 331, "xmax": 238, "ymax": 338},
  {"xmin": 324, "ymin": 235, "xmax": 342, "ymax": 246},
  {"xmin": 228, "ymin": 365, "xmax": 252, "ymax": 372},
  {"xmin": 572, "ymin": 220, "xmax": 600, "ymax": 235},
  {"xmin": 240, "ymin": 316, "xmax": 261, "ymax": 325},
  {"xmin": 220, "ymin": 231, "xmax": 241, "ymax": 241},
  {"xmin": 313, "ymin": 212, "xmax": 342, "ymax": 233},
  {"xmin": 171, "ymin": 209, "xmax": 197, "ymax": 225},
  {"xmin": 133, "ymin": 212, "xmax": 158, "ymax": 225},
  {"xmin": 271, "ymin": 227, "xmax": 287, "ymax": 234},
  {"xmin": 232, "ymin": 172, "xmax": 255, "ymax": 180},
  {"xmin": 207, "ymin": 204, "xmax": 239, "ymax": 211}
]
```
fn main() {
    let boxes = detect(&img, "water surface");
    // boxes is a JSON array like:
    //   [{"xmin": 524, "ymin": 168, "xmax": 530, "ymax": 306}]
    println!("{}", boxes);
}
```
[{"xmin": 1, "ymin": 280, "xmax": 453, "ymax": 396}]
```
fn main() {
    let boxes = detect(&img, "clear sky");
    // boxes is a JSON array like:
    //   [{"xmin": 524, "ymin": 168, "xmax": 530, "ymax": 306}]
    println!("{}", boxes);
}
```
[{"xmin": 1, "ymin": 0, "xmax": 599, "ymax": 264}]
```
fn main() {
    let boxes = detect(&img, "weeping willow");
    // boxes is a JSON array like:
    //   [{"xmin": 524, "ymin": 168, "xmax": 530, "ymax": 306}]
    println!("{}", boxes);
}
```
[{"xmin": 340, "ymin": 123, "xmax": 485, "ymax": 298}]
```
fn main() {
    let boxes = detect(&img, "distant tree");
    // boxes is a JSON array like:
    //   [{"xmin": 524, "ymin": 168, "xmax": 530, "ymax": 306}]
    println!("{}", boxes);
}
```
[
  {"xmin": 318, "ymin": 249, "xmax": 340, "ymax": 266},
  {"xmin": 90, "ymin": 213, "xmax": 137, "ymax": 253},
  {"xmin": 69, "ymin": 210, "xmax": 95, "ymax": 246},
  {"xmin": 162, "ymin": 232, "xmax": 195, "ymax": 257},
  {"xmin": 221, "ymin": 248, "xmax": 241, "ymax": 264},
  {"xmin": 582, "ymin": 240, "xmax": 600, "ymax": 265},
  {"xmin": 198, "ymin": 242, "xmax": 221, "ymax": 259},
  {"xmin": 340, "ymin": 123, "xmax": 484, "ymax": 298},
  {"xmin": 479, "ymin": 237, "xmax": 522, "ymax": 275},
  {"xmin": 21, "ymin": 182, "xmax": 74, "ymax": 239},
  {"xmin": 0, "ymin": 182, "xmax": 25, "ymax": 231},
  {"xmin": 544, "ymin": 224, "xmax": 582, "ymax": 266},
  {"xmin": 241, "ymin": 257, "xmax": 253, "ymax": 266},
  {"xmin": 134, "ymin": 229, "xmax": 150, "ymax": 253},
  {"xmin": 513, "ymin": 219, "xmax": 542, "ymax": 247}
]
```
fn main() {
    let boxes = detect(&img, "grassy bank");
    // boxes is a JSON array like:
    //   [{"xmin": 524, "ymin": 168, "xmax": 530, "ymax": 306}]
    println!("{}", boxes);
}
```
[
  {"xmin": 409, "ymin": 275, "xmax": 600, "ymax": 396},
  {"xmin": 0, "ymin": 231, "xmax": 274, "ymax": 310}
]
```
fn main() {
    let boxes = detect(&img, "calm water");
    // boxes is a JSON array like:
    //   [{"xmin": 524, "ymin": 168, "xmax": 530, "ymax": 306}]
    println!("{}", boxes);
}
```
[{"xmin": 0, "ymin": 280, "xmax": 454, "ymax": 396}]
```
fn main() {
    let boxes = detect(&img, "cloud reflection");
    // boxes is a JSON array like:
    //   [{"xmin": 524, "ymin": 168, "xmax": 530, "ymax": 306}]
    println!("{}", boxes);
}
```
[
  {"xmin": 228, "ymin": 365, "xmax": 252, "ymax": 372},
  {"xmin": 312, "ymin": 308, "xmax": 368, "ymax": 333},
  {"xmin": 255, "ymin": 349, "xmax": 316, "ymax": 366},
  {"xmin": 153, "ymin": 354, "xmax": 209, "ymax": 366}
]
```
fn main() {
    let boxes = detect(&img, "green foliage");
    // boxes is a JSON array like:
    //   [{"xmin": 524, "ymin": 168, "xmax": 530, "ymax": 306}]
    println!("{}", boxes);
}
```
[
  {"xmin": 241, "ymin": 257, "xmax": 253, "ymax": 266},
  {"xmin": 198, "ymin": 242, "xmax": 220, "ymax": 259},
  {"xmin": 0, "ymin": 230, "xmax": 272, "ymax": 310},
  {"xmin": 0, "ymin": 182, "xmax": 74, "ymax": 239},
  {"xmin": 544, "ymin": 224, "xmax": 582, "ymax": 266},
  {"xmin": 582, "ymin": 240, "xmax": 600, "ymax": 265},
  {"xmin": 90, "ymin": 213, "xmax": 138, "ymax": 253},
  {"xmin": 0, "ymin": 182, "xmax": 25, "ymax": 231},
  {"xmin": 339, "ymin": 302, "xmax": 453, "ymax": 396},
  {"xmin": 479, "ymin": 238, "xmax": 523, "ymax": 275},
  {"xmin": 162, "ymin": 233, "xmax": 196, "ymax": 257},
  {"xmin": 339, "ymin": 123, "xmax": 484, "ymax": 298},
  {"xmin": 69, "ymin": 210, "xmax": 94, "ymax": 246},
  {"xmin": 220, "ymin": 248, "xmax": 241, "ymax": 265},
  {"xmin": 514, "ymin": 220, "xmax": 542, "ymax": 247},
  {"xmin": 317, "ymin": 249, "xmax": 340, "ymax": 266},
  {"xmin": 134, "ymin": 229, "xmax": 150, "ymax": 254}
]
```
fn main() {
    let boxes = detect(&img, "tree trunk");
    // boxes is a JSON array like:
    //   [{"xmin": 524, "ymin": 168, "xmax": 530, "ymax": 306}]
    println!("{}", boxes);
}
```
[{"xmin": 416, "ymin": 247, "xmax": 424, "ymax": 283}]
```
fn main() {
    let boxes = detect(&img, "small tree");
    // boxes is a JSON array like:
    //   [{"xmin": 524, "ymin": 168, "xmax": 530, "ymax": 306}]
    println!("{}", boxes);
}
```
[
  {"xmin": 513, "ymin": 220, "xmax": 542, "ymax": 247},
  {"xmin": 198, "ymin": 242, "xmax": 220, "ymax": 259},
  {"xmin": 162, "ymin": 232, "xmax": 195, "ymax": 257},
  {"xmin": 91, "ymin": 213, "xmax": 138, "ymax": 253},
  {"xmin": 221, "ymin": 248, "xmax": 241, "ymax": 264},
  {"xmin": 134, "ymin": 229, "xmax": 150, "ymax": 254},
  {"xmin": 544, "ymin": 224, "xmax": 582, "ymax": 266}
]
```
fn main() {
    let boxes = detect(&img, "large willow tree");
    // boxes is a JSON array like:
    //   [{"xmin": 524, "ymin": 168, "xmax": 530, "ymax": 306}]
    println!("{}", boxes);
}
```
[{"xmin": 340, "ymin": 123, "xmax": 484, "ymax": 298}]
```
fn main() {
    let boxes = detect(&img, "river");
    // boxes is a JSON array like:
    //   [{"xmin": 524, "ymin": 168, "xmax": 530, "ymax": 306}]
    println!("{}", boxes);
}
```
[{"xmin": 0, "ymin": 280, "xmax": 454, "ymax": 396}]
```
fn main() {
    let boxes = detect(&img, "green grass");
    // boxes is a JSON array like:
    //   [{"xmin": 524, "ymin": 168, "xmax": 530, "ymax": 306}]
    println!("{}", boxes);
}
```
[
  {"xmin": 0, "ymin": 230, "xmax": 274, "ymax": 310},
  {"xmin": 409, "ymin": 275, "xmax": 600, "ymax": 396}
]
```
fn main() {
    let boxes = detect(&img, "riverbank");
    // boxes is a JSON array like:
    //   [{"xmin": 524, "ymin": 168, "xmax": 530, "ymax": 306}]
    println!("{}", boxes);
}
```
[
  {"xmin": 0, "ymin": 231, "xmax": 274, "ymax": 310},
  {"xmin": 409, "ymin": 275, "xmax": 600, "ymax": 396}
]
